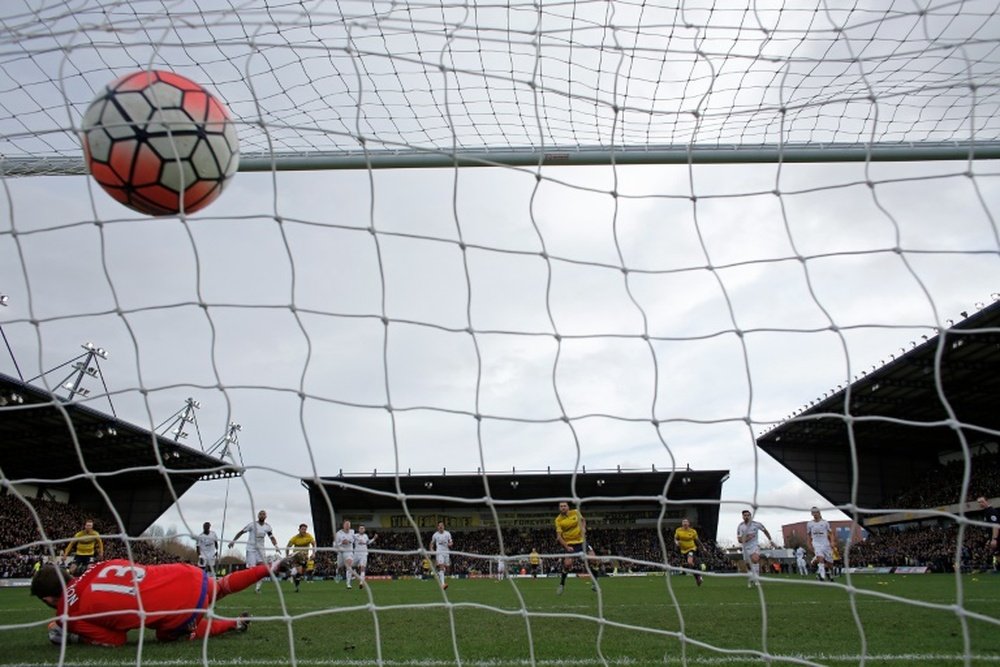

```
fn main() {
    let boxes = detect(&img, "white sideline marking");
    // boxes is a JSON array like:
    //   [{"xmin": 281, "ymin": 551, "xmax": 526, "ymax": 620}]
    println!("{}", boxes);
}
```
[{"xmin": 6, "ymin": 655, "xmax": 1000, "ymax": 666}]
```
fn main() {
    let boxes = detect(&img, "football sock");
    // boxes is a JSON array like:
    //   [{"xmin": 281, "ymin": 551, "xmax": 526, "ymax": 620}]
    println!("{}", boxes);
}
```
[
  {"xmin": 560, "ymin": 571, "xmax": 568, "ymax": 586},
  {"xmin": 818, "ymin": 563, "xmax": 827, "ymax": 579}
]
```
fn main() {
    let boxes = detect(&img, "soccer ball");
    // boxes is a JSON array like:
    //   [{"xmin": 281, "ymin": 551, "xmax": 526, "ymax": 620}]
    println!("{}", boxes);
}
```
[{"xmin": 81, "ymin": 70, "xmax": 239, "ymax": 216}]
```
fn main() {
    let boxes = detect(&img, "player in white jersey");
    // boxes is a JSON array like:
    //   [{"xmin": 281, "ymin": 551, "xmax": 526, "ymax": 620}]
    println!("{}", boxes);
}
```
[
  {"xmin": 429, "ymin": 522, "xmax": 453, "ymax": 590},
  {"xmin": 794, "ymin": 545, "xmax": 808, "ymax": 576},
  {"xmin": 194, "ymin": 522, "xmax": 219, "ymax": 574},
  {"xmin": 806, "ymin": 507, "xmax": 837, "ymax": 582},
  {"xmin": 228, "ymin": 509, "xmax": 279, "ymax": 592},
  {"xmin": 352, "ymin": 524, "xmax": 377, "ymax": 589},
  {"xmin": 736, "ymin": 509, "xmax": 774, "ymax": 587},
  {"xmin": 495, "ymin": 557, "xmax": 507, "ymax": 582},
  {"xmin": 334, "ymin": 520, "xmax": 358, "ymax": 589}
]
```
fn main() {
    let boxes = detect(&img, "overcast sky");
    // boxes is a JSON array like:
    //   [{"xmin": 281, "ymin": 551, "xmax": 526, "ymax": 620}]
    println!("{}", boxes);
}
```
[
  {"xmin": 4, "ymin": 158, "xmax": 997, "ymax": 549},
  {"xmin": 2, "ymin": 0, "xmax": 1000, "ymax": 551}
]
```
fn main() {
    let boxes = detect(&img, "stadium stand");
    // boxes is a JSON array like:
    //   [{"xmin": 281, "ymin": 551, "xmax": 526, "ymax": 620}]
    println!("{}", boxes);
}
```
[
  {"xmin": 303, "ymin": 470, "xmax": 733, "ymax": 579},
  {"xmin": 887, "ymin": 452, "xmax": 1000, "ymax": 510},
  {"xmin": 835, "ymin": 452, "xmax": 1000, "ymax": 572},
  {"xmin": 758, "ymin": 301, "xmax": 1000, "ymax": 514},
  {"xmin": 308, "ymin": 525, "xmax": 731, "ymax": 579},
  {"xmin": 0, "ymin": 493, "xmax": 181, "ymax": 578},
  {"xmin": 847, "ymin": 523, "xmax": 993, "ymax": 572},
  {"xmin": 0, "ymin": 370, "xmax": 239, "ymax": 537},
  {"xmin": 0, "ymin": 369, "xmax": 239, "ymax": 578}
]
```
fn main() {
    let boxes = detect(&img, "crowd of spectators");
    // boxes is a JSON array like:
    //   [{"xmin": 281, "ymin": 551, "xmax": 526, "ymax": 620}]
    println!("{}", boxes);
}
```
[
  {"xmin": 839, "ymin": 451, "xmax": 1000, "ymax": 572},
  {"xmin": 13, "ymin": 484, "xmax": 995, "ymax": 580},
  {"xmin": 888, "ymin": 452, "xmax": 1000, "ymax": 510},
  {"xmin": 311, "ymin": 525, "xmax": 732, "ymax": 578},
  {"xmin": 0, "ymin": 493, "xmax": 179, "ymax": 578},
  {"xmin": 847, "ymin": 522, "xmax": 995, "ymax": 572}
]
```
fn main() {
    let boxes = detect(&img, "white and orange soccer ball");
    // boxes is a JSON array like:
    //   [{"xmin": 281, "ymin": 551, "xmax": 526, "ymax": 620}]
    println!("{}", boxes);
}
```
[{"xmin": 80, "ymin": 70, "xmax": 239, "ymax": 216}]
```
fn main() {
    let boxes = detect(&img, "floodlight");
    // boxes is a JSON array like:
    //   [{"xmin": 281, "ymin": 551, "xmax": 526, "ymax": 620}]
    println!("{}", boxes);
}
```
[{"xmin": 0, "ymin": 294, "xmax": 8, "ymax": 306}]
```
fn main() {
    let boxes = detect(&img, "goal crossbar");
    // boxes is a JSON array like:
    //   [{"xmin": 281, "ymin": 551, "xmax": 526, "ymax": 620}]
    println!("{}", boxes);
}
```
[{"xmin": 4, "ymin": 141, "xmax": 1000, "ymax": 176}]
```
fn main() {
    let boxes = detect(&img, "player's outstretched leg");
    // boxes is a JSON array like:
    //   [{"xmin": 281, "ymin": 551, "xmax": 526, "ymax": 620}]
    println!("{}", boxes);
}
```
[
  {"xmin": 215, "ymin": 559, "xmax": 290, "ymax": 598},
  {"xmin": 216, "ymin": 565, "xmax": 270, "ymax": 597}
]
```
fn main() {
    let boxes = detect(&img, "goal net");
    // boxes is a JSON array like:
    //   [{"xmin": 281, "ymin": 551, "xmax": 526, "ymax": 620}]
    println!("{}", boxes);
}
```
[{"xmin": 1, "ymin": 0, "xmax": 999, "ymax": 665}]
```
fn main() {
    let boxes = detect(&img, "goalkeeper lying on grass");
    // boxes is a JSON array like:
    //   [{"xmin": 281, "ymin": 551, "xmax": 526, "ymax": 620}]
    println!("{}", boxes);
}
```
[{"xmin": 31, "ymin": 557, "xmax": 289, "ymax": 647}]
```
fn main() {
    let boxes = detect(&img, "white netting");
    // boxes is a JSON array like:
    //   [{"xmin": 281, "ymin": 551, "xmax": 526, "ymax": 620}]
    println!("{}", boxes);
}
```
[{"xmin": 2, "ymin": 0, "xmax": 1000, "ymax": 170}]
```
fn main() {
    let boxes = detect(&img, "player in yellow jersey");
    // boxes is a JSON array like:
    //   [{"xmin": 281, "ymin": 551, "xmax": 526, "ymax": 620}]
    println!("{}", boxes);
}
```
[
  {"xmin": 285, "ymin": 523, "xmax": 316, "ymax": 592},
  {"xmin": 673, "ymin": 518, "xmax": 704, "ymax": 586},
  {"xmin": 63, "ymin": 519, "xmax": 103, "ymax": 574},
  {"xmin": 528, "ymin": 547, "xmax": 541, "ymax": 578},
  {"xmin": 831, "ymin": 543, "xmax": 843, "ymax": 579},
  {"xmin": 555, "ymin": 501, "xmax": 597, "ymax": 595}
]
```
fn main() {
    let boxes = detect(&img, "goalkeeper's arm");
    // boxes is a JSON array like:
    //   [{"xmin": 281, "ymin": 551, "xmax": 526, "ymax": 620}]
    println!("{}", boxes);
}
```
[{"xmin": 49, "ymin": 619, "xmax": 126, "ymax": 647}]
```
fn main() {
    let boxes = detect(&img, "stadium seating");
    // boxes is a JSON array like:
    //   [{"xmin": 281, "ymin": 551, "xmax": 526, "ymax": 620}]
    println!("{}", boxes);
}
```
[{"xmin": 0, "ymin": 494, "xmax": 179, "ymax": 578}]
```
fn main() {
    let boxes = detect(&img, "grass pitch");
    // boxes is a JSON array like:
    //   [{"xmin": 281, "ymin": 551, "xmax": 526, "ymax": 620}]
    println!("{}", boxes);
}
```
[{"xmin": 2, "ymin": 572, "xmax": 1000, "ymax": 666}]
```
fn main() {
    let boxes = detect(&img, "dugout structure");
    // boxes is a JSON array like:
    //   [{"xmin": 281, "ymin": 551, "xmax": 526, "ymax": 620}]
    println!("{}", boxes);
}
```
[
  {"xmin": 0, "ymin": 371, "xmax": 239, "ymax": 536},
  {"xmin": 304, "ymin": 468, "xmax": 728, "ymax": 548},
  {"xmin": 757, "ymin": 299, "xmax": 1000, "ymax": 524}
]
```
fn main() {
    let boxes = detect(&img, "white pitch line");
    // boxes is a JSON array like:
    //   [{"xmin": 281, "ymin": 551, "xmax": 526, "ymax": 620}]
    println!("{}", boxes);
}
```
[{"xmin": 5, "ymin": 655, "xmax": 1000, "ymax": 667}]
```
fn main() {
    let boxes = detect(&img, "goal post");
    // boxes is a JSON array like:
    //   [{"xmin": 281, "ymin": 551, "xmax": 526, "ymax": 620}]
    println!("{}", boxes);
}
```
[{"xmin": 2, "ymin": 0, "xmax": 1000, "ymax": 665}]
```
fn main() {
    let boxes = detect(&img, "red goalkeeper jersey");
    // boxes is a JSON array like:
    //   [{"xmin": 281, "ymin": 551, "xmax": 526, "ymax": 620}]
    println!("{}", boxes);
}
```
[{"xmin": 56, "ymin": 560, "xmax": 209, "ymax": 646}]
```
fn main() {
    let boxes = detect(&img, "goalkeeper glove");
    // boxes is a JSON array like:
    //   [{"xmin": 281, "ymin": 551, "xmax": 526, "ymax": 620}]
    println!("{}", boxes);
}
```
[{"xmin": 47, "ymin": 621, "xmax": 80, "ymax": 646}]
